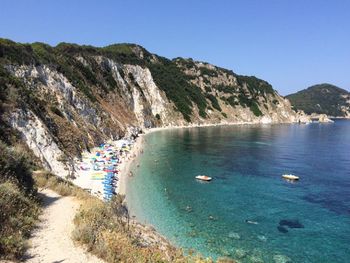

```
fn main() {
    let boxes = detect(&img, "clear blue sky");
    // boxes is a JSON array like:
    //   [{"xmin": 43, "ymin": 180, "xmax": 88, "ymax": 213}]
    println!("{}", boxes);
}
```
[{"xmin": 1, "ymin": 0, "xmax": 349, "ymax": 95}]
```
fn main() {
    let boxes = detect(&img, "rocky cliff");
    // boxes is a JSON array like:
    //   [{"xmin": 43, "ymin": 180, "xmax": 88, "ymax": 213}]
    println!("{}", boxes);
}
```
[{"xmin": 0, "ymin": 39, "xmax": 303, "ymax": 177}]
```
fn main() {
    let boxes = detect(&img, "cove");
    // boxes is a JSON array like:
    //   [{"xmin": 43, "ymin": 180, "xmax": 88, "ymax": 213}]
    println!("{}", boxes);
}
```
[{"xmin": 126, "ymin": 121, "xmax": 350, "ymax": 262}]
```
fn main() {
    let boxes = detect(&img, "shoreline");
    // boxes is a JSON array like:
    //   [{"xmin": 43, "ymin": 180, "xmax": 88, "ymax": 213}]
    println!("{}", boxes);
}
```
[
  {"xmin": 120, "ymin": 119, "xmax": 303, "ymax": 199},
  {"xmin": 118, "ymin": 134, "xmax": 145, "ymax": 195},
  {"xmin": 70, "ymin": 119, "xmax": 346, "ymax": 259},
  {"xmin": 71, "ymin": 118, "xmax": 327, "ymax": 201}
]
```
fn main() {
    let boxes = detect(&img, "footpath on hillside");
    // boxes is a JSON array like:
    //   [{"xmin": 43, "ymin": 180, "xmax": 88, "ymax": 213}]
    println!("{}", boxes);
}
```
[{"xmin": 24, "ymin": 189, "xmax": 104, "ymax": 263}]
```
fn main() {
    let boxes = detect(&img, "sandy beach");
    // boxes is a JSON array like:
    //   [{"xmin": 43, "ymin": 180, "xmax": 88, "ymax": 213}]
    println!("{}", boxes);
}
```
[
  {"xmin": 118, "ymin": 134, "xmax": 145, "ymax": 195},
  {"xmin": 71, "ymin": 119, "xmax": 293, "ymax": 202},
  {"xmin": 71, "ymin": 133, "xmax": 146, "ymax": 201}
]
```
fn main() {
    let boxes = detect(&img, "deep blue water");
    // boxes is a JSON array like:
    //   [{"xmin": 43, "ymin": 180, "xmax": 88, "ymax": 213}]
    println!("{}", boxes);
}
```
[{"xmin": 126, "ymin": 121, "xmax": 350, "ymax": 262}]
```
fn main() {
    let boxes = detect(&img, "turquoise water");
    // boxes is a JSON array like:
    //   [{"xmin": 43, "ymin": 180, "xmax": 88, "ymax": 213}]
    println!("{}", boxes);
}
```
[{"xmin": 126, "ymin": 121, "xmax": 350, "ymax": 262}]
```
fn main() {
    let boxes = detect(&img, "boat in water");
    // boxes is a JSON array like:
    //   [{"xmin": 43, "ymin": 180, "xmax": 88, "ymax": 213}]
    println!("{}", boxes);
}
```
[
  {"xmin": 196, "ymin": 175, "xmax": 212, "ymax": 181},
  {"xmin": 282, "ymin": 174, "xmax": 300, "ymax": 180}
]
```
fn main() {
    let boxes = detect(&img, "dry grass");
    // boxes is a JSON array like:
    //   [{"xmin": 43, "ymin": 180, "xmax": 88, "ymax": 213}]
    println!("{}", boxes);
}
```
[
  {"xmin": 73, "ymin": 197, "xmax": 164, "ymax": 262},
  {"xmin": 33, "ymin": 171, "xmax": 89, "ymax": 199},
  {"xmin": 0, "ymin": 182, "xmax": 40, "ymax": 260},
  {"xmin": 0, "ymin": 141, "xmax": 40, "ymax": 261},
  {"xmin": 33, "ymin": 172, "xmax": 235, "ymax": 263}
]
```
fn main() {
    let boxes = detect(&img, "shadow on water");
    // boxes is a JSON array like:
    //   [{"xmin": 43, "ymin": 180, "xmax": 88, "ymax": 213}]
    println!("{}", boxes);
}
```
[{"xmin": 303, "ymin": 194, "xmax": 350, "ymax": 216}]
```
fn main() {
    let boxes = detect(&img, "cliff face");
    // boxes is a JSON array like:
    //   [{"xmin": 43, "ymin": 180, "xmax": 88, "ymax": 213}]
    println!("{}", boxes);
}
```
[{"xmin": 0, "ymin": 39, "xmax": 302, "ymax": 177}]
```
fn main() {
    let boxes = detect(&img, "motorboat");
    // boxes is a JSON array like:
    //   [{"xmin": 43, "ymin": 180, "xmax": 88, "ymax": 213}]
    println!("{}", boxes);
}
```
[
  {"xmin": 195, "ymin": 175, "xmax": 212, "ymax": 181},
  {"xmin": 282, "ymin": 174, "xmax": 299, "ymax": 180}
]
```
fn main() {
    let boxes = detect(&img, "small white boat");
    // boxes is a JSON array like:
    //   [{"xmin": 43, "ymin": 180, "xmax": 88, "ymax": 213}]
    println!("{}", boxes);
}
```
[
  {"xmin": 196, "ymin": 175, "xmax": 212, "ymax": 181},
  {"xmin": 282, "ymin": 174, "xmax": 299, "ymax": 180}
]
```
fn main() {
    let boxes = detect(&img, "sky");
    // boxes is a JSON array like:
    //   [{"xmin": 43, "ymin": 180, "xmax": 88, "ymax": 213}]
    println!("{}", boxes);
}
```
[{"xmin": 1, "ymin": 0, "xmax": 349, "ymax": 95}]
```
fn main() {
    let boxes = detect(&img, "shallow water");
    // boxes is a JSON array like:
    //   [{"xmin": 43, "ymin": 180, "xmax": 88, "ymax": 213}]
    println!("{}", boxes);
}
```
[{"xmin": 126, "ymin": 121, "xmax": 350, "ymax": 262}]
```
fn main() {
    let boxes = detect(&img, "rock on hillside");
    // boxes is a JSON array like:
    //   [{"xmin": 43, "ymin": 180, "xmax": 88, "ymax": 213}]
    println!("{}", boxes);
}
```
[{"xmin": 0, "ymin": 38, "xmax": 302, "ymax": 177}]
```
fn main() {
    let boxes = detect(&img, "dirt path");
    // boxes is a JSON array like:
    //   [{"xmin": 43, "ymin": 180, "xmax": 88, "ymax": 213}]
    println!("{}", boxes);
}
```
[{"xmin": 25, "ymin": 189, "xmax": 104, "ymax": 263}]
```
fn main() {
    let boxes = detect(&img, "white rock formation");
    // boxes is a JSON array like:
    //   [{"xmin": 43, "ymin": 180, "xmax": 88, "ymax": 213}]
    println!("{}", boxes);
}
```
[{"xmin": 9, "ymin": 109, "xmax": 70, "ymax": 177}]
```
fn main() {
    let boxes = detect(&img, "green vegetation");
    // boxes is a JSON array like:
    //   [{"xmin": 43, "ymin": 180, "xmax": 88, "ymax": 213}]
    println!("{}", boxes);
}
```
[
  {"xmin": 236, "ymin": 75, "xmax": 274, "ymax": 94},
  {"xmin": 102, "ymin": 43, "xmax": 152, "ymax": 65},
  {"xmin": 0, "ymin": 182, "xmax": 39, "ymax": 259},
  {"xmin": 214, "ymin": 85, "xmax": 235, "ymax": 94},
  {"xmin": 34, "ymin": 171, "xmax": 87, "ymax": 197},
  {"xmin": 173, "ymin": 57, "xmax": 196, "ymax": 69},
  {"xmin": 102, "ymin": 67, "xmax": 118, "ymax": 90},
  {"xmin": 205, "ymin": 86, "xmax": 212, "ymax": 92},
  {"xmin": 33, "ymin": 172, "xmax": 220, "ymax": 263},
  {"xmin": 200, "ymin": 67, "xmax": 218, "ymax": 77},
  {"xmin": 0, "ymin": 38, "xmax": 36, "ymax": 64},
  {"xmin": 50, "ymin": 106, "xmax": 65, "ymax": 118},
  {"xmin": 206, "ymin": 93, "xmax": 222, "ymax": 111},
  {"xmin": 0, "ymin": 38, "xmax": 276, "ymax": 122},
  {"xmin": 0, "ymin": 141, "xmax": 40, "ymax": 260},
  {"xmin": 55, "ymin": 55, "xmax": 98, "ymax": 101},
  {"xmin": 1, "ymin": 157, "xmax": 236, "ymax": 262},
  {"xmin": 250, "ymin": 101, "xmax": 263, "ymax": 117},
  {"xmin": 0, "ymin": 38, "xmax": 287, "ymax": 262},
  {"xmin": 72, "ymin": 197, "xmax": 176, "ymax": 262},
  {"xmin": 225, "ymin": 96, "xmax": 239, "ymax": 107},
  {"xmin": 286, "ymin": 83, "xmax": 350, "ymax": 116},
  {"xmin": 147, "ymin": 56, "xmax": 208, "ymax": 121}
]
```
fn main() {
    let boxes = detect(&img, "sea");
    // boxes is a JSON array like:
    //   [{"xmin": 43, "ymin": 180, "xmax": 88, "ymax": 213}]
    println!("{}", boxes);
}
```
[{"xmin": 126, "ymin": 120, "xmax": 350, "ymax": 263}]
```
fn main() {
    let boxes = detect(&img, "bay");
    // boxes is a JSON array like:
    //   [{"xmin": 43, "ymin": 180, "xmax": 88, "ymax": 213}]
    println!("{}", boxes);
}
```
[{"xmin": 126, "ymin": 120, "xmax": 350, "ymax": 262}]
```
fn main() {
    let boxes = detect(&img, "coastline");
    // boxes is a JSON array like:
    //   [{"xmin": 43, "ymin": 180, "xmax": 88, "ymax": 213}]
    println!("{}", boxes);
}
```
[
  {"xmin": 72, "ymin": 119, "xmax": 312, "ymax": 202},
  {"xmin": 118, "ymin": 133, "xmax": 145, "ymax": 195},
  {"xmin": 120, "ymin": 122, "xmax": 250, "ymax": 195},
  {"xmin": 120, "ymin": 119, "xmax": 294, "ymax": 195},
  {"xmin": 72, "ymin": 117, "xmax": 317, "ymax": 201},
  {"xmin": 68, "ymin": 119, "xmax": 346, "ymax": 260}
]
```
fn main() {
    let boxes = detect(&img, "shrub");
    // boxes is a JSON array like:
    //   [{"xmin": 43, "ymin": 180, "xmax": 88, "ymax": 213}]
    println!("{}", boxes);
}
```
[
  {"xmin": 200, "ymin": 67, "xmax": 218, "ymax": 77},
  {"xmin": 0, "ymin": 141, "xmax": 40, "ymax": 260},
  {"xmin": 204, "ymin": 86, "xmax": 212, "ymax": 92},
  {"xmin": 33, "ymin": 171, "xmax": 89, "ymax": 198},
  {"xmin": 206, "ymin": 93, "xmax": 222, "ymax": 111},
  {"xmin": 0, "ymin": 182, "xmax": 40, "ymax": 260},
  {"xmin": 226, "ymin": 96, "xmax": 239, "ymax": 107},
  {"xmin": 214, "ymin": 85, "xmax": 235, "ymax": 94},
  {"xmin": 0, "ymin": 141, "xmax": 36, "ymax": 195},
  {"xmin": 72, "ymin": 196, "xmax": 177, "ymax": 262},
  {"xmin": 250, "ymin": 101, "xmax": 263, "ymax": 117},
  {"xmin": 236, "ymin": 75, "xmax": 274, "ymax": 94},
  {"xmin": 148, "ymin": 57, "xmax": 208, "ymax": 121},
  {"xmin": 50, "ymin": 106, "xmax": 64, "ymax": 118}
]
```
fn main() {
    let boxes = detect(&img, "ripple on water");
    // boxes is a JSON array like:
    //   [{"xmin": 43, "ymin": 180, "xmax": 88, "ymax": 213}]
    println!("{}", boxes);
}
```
[{"xmin": 127, "ymin": 122, "xmax": 350, "ymax": 262}]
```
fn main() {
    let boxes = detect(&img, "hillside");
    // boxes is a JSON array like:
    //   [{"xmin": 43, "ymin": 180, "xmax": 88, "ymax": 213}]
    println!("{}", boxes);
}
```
[
  {"xmin": 0, "ymin": 38, "xmax": 302, "ymax": 177},
  {"xmin": 286, "ymin": 84, "xmax": 350, "ymax": 117}
]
